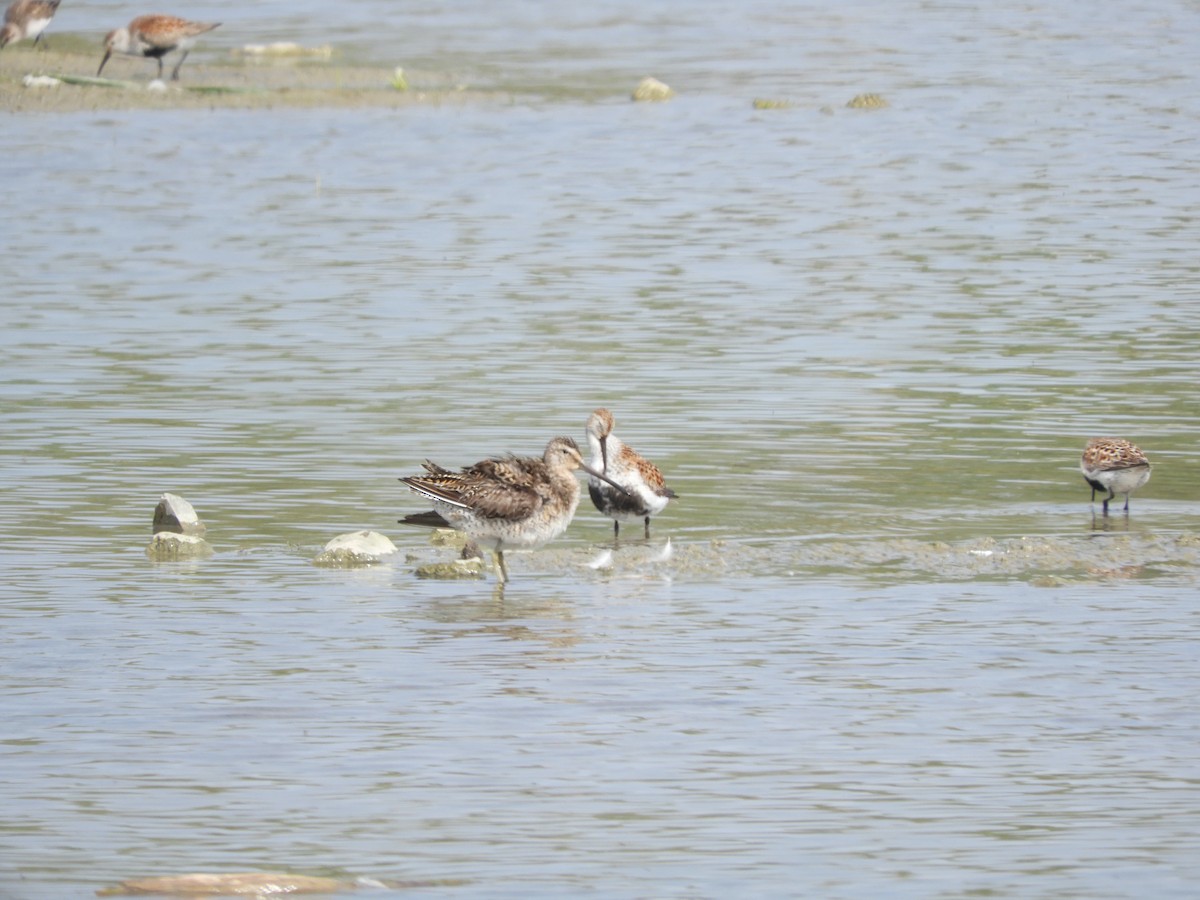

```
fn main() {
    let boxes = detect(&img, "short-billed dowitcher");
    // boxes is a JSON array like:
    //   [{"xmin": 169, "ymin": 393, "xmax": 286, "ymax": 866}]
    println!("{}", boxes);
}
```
[
  {"xmin": 400, "ymin": 436, "xmax": 628, "ymax": 582},
  {"xmin": 1080, "ymin": 438, "xmax": 1151, "ymax": 515},
  {"xmin": 585, "ymin": 408, "xmax": 676, "ymax": 539},
  {"xmin": 0, "ymin": 0, "xmax": 60, "ymax": 49},
  {"xmin": 98, "ymin": 14, "xmax": 220, "ymax": 81}
]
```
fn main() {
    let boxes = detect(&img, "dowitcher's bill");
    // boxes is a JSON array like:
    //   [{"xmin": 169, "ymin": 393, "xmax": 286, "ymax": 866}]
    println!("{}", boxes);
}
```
[
  {"xmin": 400, "ymin": 436, "xmax": 628, "ymax": 583},
  {"xmin": 98, "ymin": 14, "xmax": 220, "ymax": 81},
  {"xmin": 585, "ymin": 408, "xmax": 677, "ymax": 539},
  {"xmin": 0, "ymin": 0, "xmax": 61, "ymax": 49},
  {"xmin": 1080, "ymin": 437, "xmax": 1151, "ymax": 515}
]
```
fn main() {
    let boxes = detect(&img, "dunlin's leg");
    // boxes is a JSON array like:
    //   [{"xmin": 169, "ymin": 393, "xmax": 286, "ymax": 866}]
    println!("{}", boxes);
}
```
[
  {"xmin": 171, "ymin": 50, "xmax": 190, "ymax": 80},
  {"xmin": 495, "ymin": 550, "xmax": 509, "ymax": 583},
  {"xmin": 643, "ymin": 516, "xmax": 651, "ymax": 539},
  {"xmin": 156, "ymin": 57, "xmax": 164, "ymax": 79},
  {"xmin": 1123, "ymin": 495, "xmax": 1131, "ymax": 512},
  {"xmin": 613, "ymin": 521, "xmax": 620, "ymax": 539}
]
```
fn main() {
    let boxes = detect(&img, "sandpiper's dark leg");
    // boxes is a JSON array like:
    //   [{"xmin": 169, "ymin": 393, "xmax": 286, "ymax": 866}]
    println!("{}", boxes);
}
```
[
  {"xmin": 156, "ymin": 57, "xmax": 164, "ymax": 79},
  {"xmin": 1123, "ymin": 495, "xmax": 1131, "ymax": 512},
  {"xmin": 613, "ymin": 521, "xmax": 619, "ymax": 539},
  {"xmin": 643, "ymin": 517, "xmax": 651, "ymax": 539},
  {"xmin": 1102, "ymin": 489, "xmax": 1114, "ymax": 516},
  {"xmin": 1090, "ymin": 486, "xmax": 1097, "ymax": 502},
  {"xmin": 171, "ymin": 50, "xmax": 189, "ymax": 81},
  {"xmin": 495, "ymin": 550, "xmax": 509, "ymax": 583}
]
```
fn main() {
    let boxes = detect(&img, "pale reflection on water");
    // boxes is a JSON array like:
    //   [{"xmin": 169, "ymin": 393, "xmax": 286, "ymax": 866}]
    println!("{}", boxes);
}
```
[{"xmin": 3, "ymin": 0, "xmax": 1200, "ymax": 896}]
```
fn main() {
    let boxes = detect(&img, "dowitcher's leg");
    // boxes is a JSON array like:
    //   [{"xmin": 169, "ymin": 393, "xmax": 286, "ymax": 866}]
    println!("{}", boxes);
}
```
[
  {"xmin": 495, "ymin": 550, "xmax": 509, "ymax": 583},
  {"xmin": 613, "ymin": 521, "xmax": 619, "ymax": 539},
  {"xmin": 156, "ymin": 57, "xmax": 164, "ymax": 79},
  {"xmin": 643, "ymin": 517, "xmax": 651, "ymax": 539}
]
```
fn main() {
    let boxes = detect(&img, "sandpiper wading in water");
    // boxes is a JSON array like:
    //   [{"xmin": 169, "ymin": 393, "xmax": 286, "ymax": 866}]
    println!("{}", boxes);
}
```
[
  {"xmin": 400, "ymin": 436, "xmax": 628, "ymax": 582},
  {"xmin": 1080, "ymin": 437, "xmax": 1151, "ymax": 515},
  {"xmin": 585, "ymin": 408, "xmax": 676, "ymax": 539}
]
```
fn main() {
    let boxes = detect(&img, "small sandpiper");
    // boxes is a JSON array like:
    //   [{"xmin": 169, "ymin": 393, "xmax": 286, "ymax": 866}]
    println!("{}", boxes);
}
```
[
  {"xmin": 98, "ymin": 14, "xmax": 220, "ymax": 81},
  {"xmin": 400, "ymin": 436, "xmax": 628, "ymax": 583},
  {"xmin": 585, "ymin": 408, "xmax": 677, "ymax": 539},
  {"xmin": 0, "ymin": 0, "xmax": 61, "ymax": 49},
  {"xmin": 1080, "ymin": 438, "xmax": 1151, "ymax": 515}
]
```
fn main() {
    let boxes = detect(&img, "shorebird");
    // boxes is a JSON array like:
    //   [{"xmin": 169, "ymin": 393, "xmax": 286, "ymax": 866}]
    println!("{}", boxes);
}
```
[
  {"xmin": 585, "ymin": 408, "xmax": 676, "ymax": 539},
  {"xmin": 399, "ymin": 436, "xmax": 628, "ymax": 583},
  {"xmin": 1080, "ymin": 438, "xmax": 1151, "ymax": 515},
  {"xmin": 98, "ymin": 14, "xmax": 220, "ymax": 81},
  {"xmin": 0, "ymin": 0, "xmax": 61, "ymax": 49}
]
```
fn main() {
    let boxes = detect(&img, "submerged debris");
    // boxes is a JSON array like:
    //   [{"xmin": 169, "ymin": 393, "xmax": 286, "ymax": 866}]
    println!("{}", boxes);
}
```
[
  {"xmin": 845, "ymin": 92, "xmax": 888, "ymax": 109},
  {"xmin": 752, "ymin": 98, "xmax": 793, "ymax": 109}
]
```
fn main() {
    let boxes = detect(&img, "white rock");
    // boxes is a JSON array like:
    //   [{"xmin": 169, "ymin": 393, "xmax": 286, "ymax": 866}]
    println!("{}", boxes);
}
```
[
  {"xmin": 146, "ymin": 532, "xmax": 213, "ymax": 560},
  {"xmin": 632, "ymin": 76, "xmax": 675, "ymax": 102},
  {"xmin": 313, "ymin": 530, "xmax": 398, "ymax": 566}
]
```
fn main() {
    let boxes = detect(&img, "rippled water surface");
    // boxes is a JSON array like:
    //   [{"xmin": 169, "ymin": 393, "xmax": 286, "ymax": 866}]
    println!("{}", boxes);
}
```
[{"xmin": 3, "ymin": 0, "xmax": 1200, "ymax": 897}]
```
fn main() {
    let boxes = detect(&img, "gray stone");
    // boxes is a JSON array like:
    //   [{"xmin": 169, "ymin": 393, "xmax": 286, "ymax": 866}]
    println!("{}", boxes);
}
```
[{"xmin": 152, "ymin": 492, "xmax": 206, "ymax": 535}]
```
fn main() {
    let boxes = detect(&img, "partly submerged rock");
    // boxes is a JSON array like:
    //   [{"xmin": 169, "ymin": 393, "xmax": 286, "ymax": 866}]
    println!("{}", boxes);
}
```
[
  {"xmin": 97, "ymin": 871, "xmax": 368, "ymax": 896},
  {"xmin": 632, "ymin": 76, "xmax": 675, "ymax": 102},
  {"xmin": 414, "ymin": 556, "xmax": 487, "ymax": 579},
  {"xmin": 146, "ymin": 532, "xmax": 214, "ymax": 561},
  {"xmin": 313, "ymin": 530, "xmax": 398, "ymax": 566},
  {"xmin": 846, "ymin": 92, "xmax": 888, "ymax": 109},
  {"xmin": 153, "ymin": 493, "xmax": 206, "ymax": 536}
]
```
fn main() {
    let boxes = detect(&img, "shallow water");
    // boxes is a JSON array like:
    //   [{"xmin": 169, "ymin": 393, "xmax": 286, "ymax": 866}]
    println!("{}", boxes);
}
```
[{"xmin": 3, "ymin": 0, "xmax": 1200, "ymax": 897}]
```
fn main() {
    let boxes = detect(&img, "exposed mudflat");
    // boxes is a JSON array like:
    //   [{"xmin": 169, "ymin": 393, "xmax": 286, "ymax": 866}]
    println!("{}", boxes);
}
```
[
  {"xmin": 401, "ymin": 532, "xmax": 1200, "ymax": 587},
  {"xmin": 1, "ymin": 36, "xmax": 513, "ymax": 113}
]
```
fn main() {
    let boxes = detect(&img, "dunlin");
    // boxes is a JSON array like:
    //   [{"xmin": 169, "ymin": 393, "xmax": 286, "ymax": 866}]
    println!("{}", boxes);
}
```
[
  {"xmin": 585, "ymin": 408, "xmax": 677, "ymax": 539},
  {"xmin": 1080, "ymin": 438, "xmax": 1151, "ymax": 515},
  {"xmin": 98, "ymin": 14, "xmax": 220, "ymax": 81},
  {"xmin": 400, "ymin": 436, "xmax": 628, "ymax": 583},
  {"xmin": 0, "ymin": 0, "xmax": 61, "ymax": 49}
]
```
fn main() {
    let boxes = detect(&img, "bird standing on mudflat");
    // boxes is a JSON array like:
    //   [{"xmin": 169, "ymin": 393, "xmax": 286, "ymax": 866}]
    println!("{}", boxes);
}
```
[
  {"xmin": 400, "ymin": 436, "xmax": 628, "ymax": 583},
  {"xmin": 585, "ymin": 408, "xmax": 676, "ymax": 539},
  {"xmin": 98, "ymin": 14, "xmax": 220, "ymax": 81},
  {"xmin": 1080, "ymin": 437, "xmax": 1151, "ymax": 515},
  {"xmin": 0, "ymin": 0, "xmax": 61, "ymax": 49}
]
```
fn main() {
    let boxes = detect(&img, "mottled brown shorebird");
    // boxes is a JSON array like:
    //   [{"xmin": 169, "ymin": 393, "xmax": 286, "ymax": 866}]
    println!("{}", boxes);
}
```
[
  {"xmin": 585, "ymin": 408, "xmax": 676, "ymax": 539},
  {"xmin": 1080, "ymin": 437, "xmax": 1151, "ymax": 515},
  {"xmin": 0, "ymin": 0, "xmax": 61, "ymax": 49},
  {"xmin": 98, "ymin": 14, "xmax": 220, "ymax": 81},
  {"xmin": 400, "ymin": 436, "xmax": 628, "ymax": 583}
]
